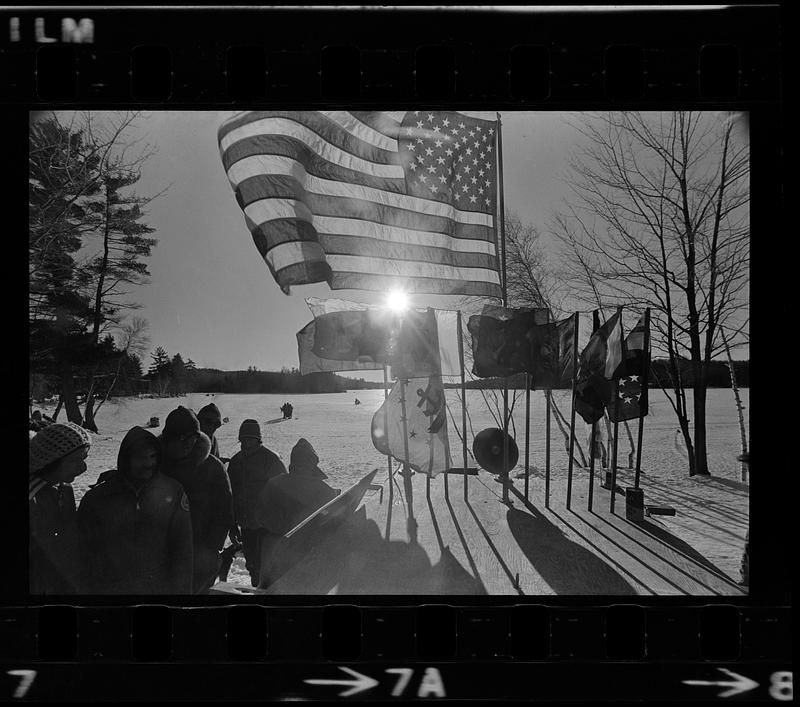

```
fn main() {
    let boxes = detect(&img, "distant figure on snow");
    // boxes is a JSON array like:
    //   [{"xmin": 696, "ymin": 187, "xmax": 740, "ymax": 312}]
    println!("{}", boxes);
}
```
[
  {"xmin": 159, "ymin": 406, "xmax": 233, "ymax": 594},
  {"xmin": 77, "ymin": 426, "xmax": 193, "ymax": 594},
  {"xmin": 29, "ymin": 422, "xmax": 92, "ymax": 594},
  {"xmin": 354, "ymin": 398, "xmax": 361, "ymax": 405},
  {"xmin": 226, "ymin": 419, "xmax": 287, "ymax": 586}
]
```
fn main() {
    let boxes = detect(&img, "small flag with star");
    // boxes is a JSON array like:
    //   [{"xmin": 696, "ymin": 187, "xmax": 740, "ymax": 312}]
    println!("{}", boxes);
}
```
[
  {"xmin": 370, "ymin": 376, "xmax": 452, "ymax": 477},
  {"xmin": 218, "ymin": 111, "xmax": 502, "ymax": 297},
  {"xmin": 606, "ymin": 313, "xmax": 649, "ymax": 422}
]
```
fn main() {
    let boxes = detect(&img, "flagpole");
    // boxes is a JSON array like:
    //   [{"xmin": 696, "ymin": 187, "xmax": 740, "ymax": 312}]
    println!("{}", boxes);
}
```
[
  {"xmin": 587, "ymin": 310, "xmax": 600, "ymax": 512},
  {"xmin": 457, "ymin": 310, "xmax": 469, "ymax": 501},
  {"xmin": 634, "ymin": 308, "xmax": 651, "ymax": 489},
  {"xmin": 566, "ymin": 312, "xmax": 579, "ymax": 510},
  {"xmin": 610, "ymin": 306, "xmax": 624, "ymax": 514},
  {"xmin": 496, "ymin": 112, "xmax": 511, "ymax": 505},
  {"xmin": 384, "ymin": 363, "xmax": 393, "ymax": 503},
  {"xmin": 544, "ymin": 310, "xmax": 551, "ymax": 509},
  {"xmin": 524, "ymin": 373, "xmax": 531, "ymax": 502},
  {"xmin": 398, "ymin": 377, "xmax": 417, "ymax": 542},
  {"xmin": 545, "ymin": 388, "xmax": 552, "ymax": 509}
]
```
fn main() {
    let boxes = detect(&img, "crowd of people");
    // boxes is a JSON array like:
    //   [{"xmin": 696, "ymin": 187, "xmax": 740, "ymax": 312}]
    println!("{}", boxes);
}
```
[
  {"xmin": 28, "ymin": 404, "xmax": 339, "ymax": 595},
  {"xmin": 279, "ymin": 402, "xmax": 294, "ymax": 419}
]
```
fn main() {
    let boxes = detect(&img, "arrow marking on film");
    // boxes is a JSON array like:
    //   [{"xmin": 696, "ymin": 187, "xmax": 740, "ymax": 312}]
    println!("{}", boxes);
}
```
[
  {"xmin": 683, "ymin": 668, "xmax": 759, "ymax": 698},
  {"xmin": 305, "ymin": 666, "xmax": 379, "ymax": 697}
]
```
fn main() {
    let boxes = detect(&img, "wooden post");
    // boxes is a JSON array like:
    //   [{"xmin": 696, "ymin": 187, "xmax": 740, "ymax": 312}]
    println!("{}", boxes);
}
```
[
  {"xmin": 587, "ymin": 310, "xmax": 600, "ymax": 512},
  {"xmin": 383, "ymin": 364, "xmax": 393, "ymax": 503},
  {"xmin": 496, "ymin": 113, "xmax": 510, "ymax": 505},
  {"xmin": 545, "ymin": 389, "xmax": 551, "ymax": 508},
  {"xmin": 524, "ymin": 373, "xmax": 531, "ymax": 502},
  {"xmin": 588, "ymin": 421, "xmax": 597, "ymax": 511},
  {"xmin": 398, "ymin": 378, "xmax": 416, "ymax": 541},
  {"xmin": 457, "ymin": 310, "xmax": 469, "ymax": 501},
  {"xmin": 566, "ymin": 312, "xmax": 579, "ymax": 510},
  {"xmin": 634, "ymin": 308, "xmax": 651, "ymax": 490},
  {"xmin": 610, "ymin": 306, "xmax": 624, "ymax": 514}
]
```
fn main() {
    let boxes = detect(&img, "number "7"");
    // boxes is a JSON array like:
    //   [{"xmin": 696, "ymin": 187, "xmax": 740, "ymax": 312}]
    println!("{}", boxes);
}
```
[{"xmin": 7, "ymin": 670, "xmax": 37, "ymax": 699}]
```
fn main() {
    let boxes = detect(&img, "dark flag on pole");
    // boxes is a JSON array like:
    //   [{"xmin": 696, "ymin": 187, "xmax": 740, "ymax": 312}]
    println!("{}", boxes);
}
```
[
  {"xmin": 310, "ymin": 309, "xmax": 392, "ymax": 363},
  {"xmin": 606, "ymin": 313, "xmax": 649, "ymax": 422},
  {"xmin": 467, "ymin": 305, "xmax": 549, "ymax": 378},
  {"xmin": 296, "ymin": 320, "xmax": 385, "ymax": 375},
  {"xmin": 574, "ymin": 311, "xmax": 624, "ymax": 424},
  {"xmin": 530, "ymin": 314, "xmax": 577, "ymax": 389}
]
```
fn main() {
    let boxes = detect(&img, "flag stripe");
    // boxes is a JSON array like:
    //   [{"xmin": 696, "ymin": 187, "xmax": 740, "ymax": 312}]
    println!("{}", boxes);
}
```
[
  {"xmin": 219, "ymin": 111, "xmax": 400, "ymax": 164},
  {"xmin": 232, "ymin": 164, "xmax": 494, "ymax": 228},
  {"xmin": 245, "ymin": 212, "xmax": 495, "ymax": 261},
  {"xmin": 320, "ymin": 110, "xmax": 400, "ymax": 151},
  {"xmin": 221, "ymin": 116, "xmax": 403, "ymax": 177},
  {"xmin": 350, "ymin": 111, "xmax": 405, "ymax": 133},
  {"xmin": 223, "ymin": 142, "xmax": 406, "ymax": 194},
  {"xmin": 328, "ymin": 253, "xmax": 499, "ymax": 282},
  {"xmin": 330, "ymin": 271, "xmax": 502, "ymax": 297},
  {"xmin": 320, "ymin": 234, "xmax": 497, "ymax": 270},
  {"xmin": 243, "ymin": 197, "xmax": 495, "ymax": 255},
  {"xmin": 264, "ymin": 242, "xmax": 500, "ymax": 283}
]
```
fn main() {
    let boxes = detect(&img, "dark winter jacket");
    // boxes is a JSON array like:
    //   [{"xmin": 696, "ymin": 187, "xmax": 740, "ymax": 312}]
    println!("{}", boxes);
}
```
[
  {"xmin": 29, "ymin": 482, "xmax": 81, "ymax": 594},
  {"xmin": 227, "ymin": 445, "xmax": 287, "ymax": 529},
  {"xmin": 256, "ymin": 442, "xmax": 338, "ymax": 536},
  {"xmin": 77, "ymin": 427, "xmax": 193, "ymax": 594},
  {"xmin": 160, "ymin": 431, "xmax": 234, "ymax": 592}
]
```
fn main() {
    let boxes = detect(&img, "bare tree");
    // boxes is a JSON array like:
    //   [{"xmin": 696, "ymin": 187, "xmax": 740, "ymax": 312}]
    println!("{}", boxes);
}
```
[
  {"xmin": 552, "ymin": 111, "xmax": 749, "ymax": 476},
  {"xmin": 504, "ymin": 210, "xmax": 590, "ymax": 469},
  {"xmin": 29, "ymin": 111, "xmax": 166, "ymax": 431}
]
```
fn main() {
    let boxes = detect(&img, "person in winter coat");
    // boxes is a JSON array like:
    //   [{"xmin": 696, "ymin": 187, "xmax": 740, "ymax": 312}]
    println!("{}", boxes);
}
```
[
  {"xmin": 197, "ymin": 403, "xmax": 228, "ymax": 463},
  {"xmin": 159, "ymin": 406, "xmax": 234, "ymax": 594},
  {"xmin": 29, "ymin": 422, "xmax": 92, "ymax": 594},
  {"xmin": 256, "ymin": 438, "xmax": 339, "ymax": 586},
  {"xmin": 77, "ymin": 426, "xmax": 193, "ymax": 594},
  {"xmin": 226, "ymin": 419, "xmax": 287, "ymax": 586}
]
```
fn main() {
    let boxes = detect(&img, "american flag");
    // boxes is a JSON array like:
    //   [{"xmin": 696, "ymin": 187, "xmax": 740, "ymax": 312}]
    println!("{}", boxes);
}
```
[{"xmin": 218, "ymin": 111, "xmax": 502, "ymax": 298}]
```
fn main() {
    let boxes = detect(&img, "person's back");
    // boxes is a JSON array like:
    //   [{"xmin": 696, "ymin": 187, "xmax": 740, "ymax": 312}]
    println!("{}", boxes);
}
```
[
  {"xmin": 226, "ymin": 419, "xmax": 287, "ymax": 586},
  {"xmin": 258, "ymin": 438, "xmax": 337, "ymax": 536},
  {"xmin": 77, "ymin": 426, "xmax": 193, "ymax": 594}
]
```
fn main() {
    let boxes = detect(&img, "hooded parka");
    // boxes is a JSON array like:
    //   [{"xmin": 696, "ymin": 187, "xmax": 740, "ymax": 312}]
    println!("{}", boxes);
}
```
[
  {"xmin": 77, "ymin": 427, "xmax": 193, "ymax": 594},
  {"xmin": 160, "ymin": 429, "xmax": 234, "ymax": 593}
]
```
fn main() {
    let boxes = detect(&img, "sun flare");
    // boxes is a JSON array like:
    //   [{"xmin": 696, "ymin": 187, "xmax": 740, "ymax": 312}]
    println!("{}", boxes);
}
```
[{"xmin": 386, "ymin": 289, "xmax": 409, "ymax": 313}]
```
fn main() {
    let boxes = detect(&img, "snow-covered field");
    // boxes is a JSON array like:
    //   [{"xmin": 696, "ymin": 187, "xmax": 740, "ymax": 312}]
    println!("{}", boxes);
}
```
[
  {"xmin": 35, "ymin": 387, "xmax": 749, "ymax": 589},
  {"xmin": 43, "ymin": 387, "xmax": 747, "ymax": 499}
]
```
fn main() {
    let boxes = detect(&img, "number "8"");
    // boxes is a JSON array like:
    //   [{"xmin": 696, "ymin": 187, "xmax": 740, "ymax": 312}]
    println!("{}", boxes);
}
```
[{"xmin": 769, "ymin": 672, "xmax": 793, "ymax": 701}]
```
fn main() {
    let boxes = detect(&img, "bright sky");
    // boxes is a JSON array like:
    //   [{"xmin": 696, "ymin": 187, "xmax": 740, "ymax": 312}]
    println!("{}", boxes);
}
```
[{"xmin": 51, "ymin": 110, "xmax": 749, "ymax": 373}]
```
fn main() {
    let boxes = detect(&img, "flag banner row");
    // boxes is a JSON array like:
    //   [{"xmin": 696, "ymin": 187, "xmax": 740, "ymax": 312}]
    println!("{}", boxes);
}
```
[
  {"xmin": 466, "ymin": 305, "xmax": 576, "ymax": 389},
  {"xmin": 370, "ymin": 375, "xmax": 452, "ymax": 477},
  {"xmin": 218, "ymin": 110, "xmax": 503, "ymax": 298},
  {"xmin": 297, "ymin": 297, "xmax": 460, "ymax": 377},
  {"xmin": 574, "ymin": 312, "xmax": 649, "ymax": 424}
]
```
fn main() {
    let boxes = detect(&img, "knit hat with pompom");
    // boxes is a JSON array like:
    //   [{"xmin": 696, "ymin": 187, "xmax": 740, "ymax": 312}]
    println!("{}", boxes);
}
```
[{"xmin": 29, "ymin": 421, "xmax": 91, "ymax": 474}]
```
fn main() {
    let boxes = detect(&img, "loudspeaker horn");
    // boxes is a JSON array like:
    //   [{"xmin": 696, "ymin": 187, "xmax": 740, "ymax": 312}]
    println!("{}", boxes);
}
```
[{"xmin": 472, "ymin": 427, "xmax": 519, "ymax": 474}]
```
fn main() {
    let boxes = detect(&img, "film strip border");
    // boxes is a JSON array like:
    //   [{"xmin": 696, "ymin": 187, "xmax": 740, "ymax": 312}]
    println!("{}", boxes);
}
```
[
  {"xmin": 0, "ymin": 7, "xmax": 781, "ymax": 103},
  {"xmin": 1, "ymin": 605, "xmax": 792, "ymax": 700}
]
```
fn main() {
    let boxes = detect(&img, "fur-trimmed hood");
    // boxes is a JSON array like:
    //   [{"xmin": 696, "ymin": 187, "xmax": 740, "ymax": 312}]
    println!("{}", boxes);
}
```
[{"xmin": 158, "ymin": 430, "xmax": 212, "ymax": 467}]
